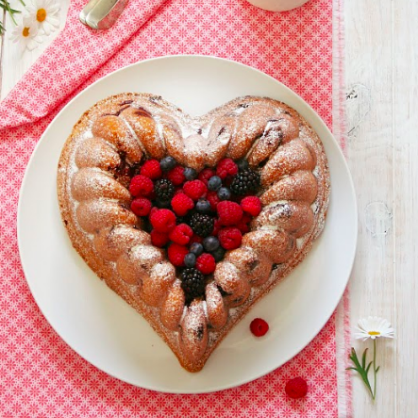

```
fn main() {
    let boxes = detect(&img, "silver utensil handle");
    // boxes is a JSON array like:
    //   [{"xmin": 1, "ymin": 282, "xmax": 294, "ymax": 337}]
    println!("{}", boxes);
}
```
[{"xmin": 79, "ymin": 0, "xmax": 129, "ymax": 30}]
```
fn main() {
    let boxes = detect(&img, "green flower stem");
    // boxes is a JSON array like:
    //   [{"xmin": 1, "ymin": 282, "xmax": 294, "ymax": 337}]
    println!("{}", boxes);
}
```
[{"xmin": 373, "ymin": 339, "xmax": 377, "ymax": 400}]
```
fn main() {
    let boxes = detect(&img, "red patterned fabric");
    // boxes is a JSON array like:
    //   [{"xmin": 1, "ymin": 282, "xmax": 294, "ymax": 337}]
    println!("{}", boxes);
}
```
[{"xmin": 0, "ymin": 0, "xmax": 351, "ymax": 416}]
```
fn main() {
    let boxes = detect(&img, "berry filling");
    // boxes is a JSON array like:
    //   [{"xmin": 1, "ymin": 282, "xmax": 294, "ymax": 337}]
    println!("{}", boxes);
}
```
[{"xmin": 128, "ymin": 157, "xmax": 262, "ymax": 304}]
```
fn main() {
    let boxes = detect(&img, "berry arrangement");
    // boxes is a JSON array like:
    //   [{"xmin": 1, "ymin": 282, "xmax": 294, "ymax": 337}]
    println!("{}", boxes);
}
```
[{"xmin": 128, "ymin": 156, "xmax": 262, "ymax": 304}]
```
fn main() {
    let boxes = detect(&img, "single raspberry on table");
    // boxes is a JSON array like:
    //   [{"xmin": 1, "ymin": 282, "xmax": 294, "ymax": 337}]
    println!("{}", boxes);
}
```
[
  {"xmin": 171, "ymin": 193, "xmax": 194, "ymax": 216},
  {"xmin": 206, "ymin": 191, "xmax": 220, "ymax": 211},
  {"xmin": 183, "ymin": 180, "xmax": 207, "ymax": 201},
  {"xmin": 241, "ymin": 196, "xmax": 262, "ymax": 217},
  {"xmin": 149, "ymin": 209, "xmax": 176, "ymax": 233},
  {"xmin": 169, "ymin": 223, "xmax": 193, "ymax": 245},
  {"xmin": 217, "ymin": 201, "xmax": 243, "ymax": 226},
  {"xmin": 167, "ymin": 166, "xmax": 186, "ymax": 186},
  {"xmin": 130, "ymin": 198, "xmax": 152, "ymax": 217},
  {"xmin": 196, "ymin": 253, "xmax": 216, "ymax": 275},
  {"xmin": 198, "ymin": 168, "xmax": 215, "ymax": 185},
  {"xmin": 218, "ymin": 227, "xmax": 242, "ymax": 250},
  {"xmin": 129, "ymin": 175, "xmax": 154, "ymax": 197},
  {"xmin": 216, "ymin": 158, "xmax": 238, "ymax": 179},
  {"xmin": 150, "ymin": 230, "xmax": 170, "ymax": 248},
  {"xmin": 140, "ymin": 159, "xmax": 162, "ymax": 180},
  {"xmin": 285, "ymin": 377, "xmax": 308, "ymax": 399},
  {"xmin": 168, "ymin": 243, "xmax": 189, "ymax": 267},
  {"xmin": 250, "ymin": 318, "xmax": 269, "ymax": 337}
]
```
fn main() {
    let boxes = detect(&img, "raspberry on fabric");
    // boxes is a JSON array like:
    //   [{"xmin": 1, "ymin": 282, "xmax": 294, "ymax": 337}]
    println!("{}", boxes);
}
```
[
  {"xmin": 140, "ymin": 159, "xmax": 162, "ymax": 180},
  {"xmin": 168, "ymin": 243, "xmax": 189, "ymax": 267},
  {"xmin": 183, "ymin": 180, "xmax": 207, "ymax": 201},
  {"xmin": 250, "ymin": 318, "xmax": 269, "ymax": 337},
  {"xmin": 196, "ymin": 253, "xmax": 216, "ymax": 275},
  {"xmin": 130, "ymin": 198, "xmax": 152, "ymax": 217},
  {"xmin": 149, "ymin": 208, "xmax": 176, "ymax": 233},
  {"xmin": 150, "ymin": 230, "xmax": 170, "ymax": 248},
  {"xmin": 206, "ymin": 191, "xmax": 220, "ymax": 211},
  {"xmin": 169, "ymin": 223, "xmax": 193, "ymax": 245},
  {"xmin": 241, "ymin": 196, "xmax": 262, "ymax": 217},
  {"xmin": 285, "ymin": 377, "xmax": 308, "ymax": 399},
  {"xmin": 216, "ymin": 158, "xmax": 238, "ymax": 179},
  {"xmin": 167, "ymin": 166, "xmax": 186, "ymax": 186},
  {"xmin": 129, "ymin": 174, "xmax": 154, "ymax": 197},
  {"xmin": 198, "ymin": 168, "xmax": 215, "ymax": 185},
  {"xmin": 218, "ymin": 227, "xmax": 242, "ymax": 250},
  {"xmin": 217, "ymin": 201, "xmax": 243, "ymax": 226},
  {"xmin": 171, "ymin": 193, "xmax": 194, "ymax": 216}
]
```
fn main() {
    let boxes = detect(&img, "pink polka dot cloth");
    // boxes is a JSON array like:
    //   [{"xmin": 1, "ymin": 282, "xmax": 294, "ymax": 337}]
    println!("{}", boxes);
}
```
[{"xmin": 0, "ymin": 0, "xmax": 352, "ymax": 416}]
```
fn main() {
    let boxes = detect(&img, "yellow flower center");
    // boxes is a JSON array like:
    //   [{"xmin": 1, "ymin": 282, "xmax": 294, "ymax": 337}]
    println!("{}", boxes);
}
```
[
  {"xmin": 36, "ymin": 8, "xmax": 47, "ymax": 22},
  {"xmin": 368, "ymin": 331, "xmax": 380, "ymax": 336},
  {"xmin": 22, "ymin": 27, "xmax": 30, "ymax": 37}
]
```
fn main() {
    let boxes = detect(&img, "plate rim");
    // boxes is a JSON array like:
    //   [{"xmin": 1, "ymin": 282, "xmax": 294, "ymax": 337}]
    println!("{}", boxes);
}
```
[{"xmin": 17, "ymin": 54, "xmax": 358, "ymax": 394}]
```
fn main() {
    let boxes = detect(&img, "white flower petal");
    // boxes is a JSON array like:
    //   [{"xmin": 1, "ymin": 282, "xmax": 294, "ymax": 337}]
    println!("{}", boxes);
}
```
[{"xmin": 354, "ymin": 316, "xmax": 395, "ymax": 340}]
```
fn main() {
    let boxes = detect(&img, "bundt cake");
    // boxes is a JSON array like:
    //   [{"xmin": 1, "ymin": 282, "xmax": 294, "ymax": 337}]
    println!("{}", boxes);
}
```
[{"xmin": 57, "ymin": 93, "xmax": 330, "ymax": 372}]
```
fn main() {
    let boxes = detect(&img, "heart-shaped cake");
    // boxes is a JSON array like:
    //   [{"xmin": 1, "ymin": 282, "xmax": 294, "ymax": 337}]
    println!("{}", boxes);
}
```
[{"xmin": 57, "ymin": 93, "xmax": 330, "ymax": 372}]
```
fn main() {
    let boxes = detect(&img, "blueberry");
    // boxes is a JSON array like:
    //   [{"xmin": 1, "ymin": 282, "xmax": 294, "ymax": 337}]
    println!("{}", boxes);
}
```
[
  {"xmin": 208, "ymin": 175, "xmax": 222, "ymax": 191},
  {"xmin": 203, "ymin": 236, "xmax": 220, "ymax": 252},
  {"xmin": 196, "ymin": 199, "xmax": 211, "ymax": 214},
  {"xmin": 190, "ymin": 242, "xmax": 203, "ymax": 256},
  {"xmin": 237, "ymin": 159, "xmax": 249, "ymax": 171},
  {"xmin": 184, "ymin": 253, "xmax": 197, "ymax": 268},
  {"xmin": 217, "ymin": 187, "xmax": 231, "ymax": 201},
  {"xmin": 160, "ymin": 156, "xmax": 177, "ymax": 171},
  {"xmin": 212, "ymin": 246, "xmax": 226, "ymax": 262},
  {"xmin": 184, "ymin": 167, "xmax": 197, "ymax": 180}
]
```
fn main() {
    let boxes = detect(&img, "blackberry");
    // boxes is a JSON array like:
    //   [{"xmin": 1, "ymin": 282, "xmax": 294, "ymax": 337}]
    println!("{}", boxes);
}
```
[
  {"xmin": 181, "ymin": 268, "xmax": 205, "ymax": 303},
  {"xmin": 154, "ymin": 179, "xmax": 175, "ymax": 202},
  {"xmin": 189, "ymin": 213, "xmax": 214, "ymax": 237},
  {"xmin": 230, "ymin": 168, "xmax": 260, "ymax": 195}
]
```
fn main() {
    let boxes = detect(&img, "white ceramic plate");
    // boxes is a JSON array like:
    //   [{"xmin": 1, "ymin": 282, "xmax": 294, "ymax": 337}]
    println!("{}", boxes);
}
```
[{"xmin": 17, "ymin": 55, "xmax": 357, "ymax": 394}]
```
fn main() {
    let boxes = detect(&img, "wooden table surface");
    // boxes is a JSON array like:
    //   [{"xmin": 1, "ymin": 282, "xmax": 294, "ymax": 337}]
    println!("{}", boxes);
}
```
[{"xmin": 1, "ymin": 0, "xmax": 416, "ymax": 416}]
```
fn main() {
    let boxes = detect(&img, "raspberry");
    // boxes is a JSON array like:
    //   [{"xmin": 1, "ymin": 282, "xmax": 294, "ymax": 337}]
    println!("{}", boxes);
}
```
[
  {"xmin": 169, "ymin": 223, "xmax": 193, "ymax": 245},
  {"xmin": 198, "ymin": 168, "xmax": 215, "ymax": 185},
  {"xmin": 285, "ymin": 377, "xmax": 308, "ymax": 399},
  {"xmin": 140, "ymin": 159, "xmax": 162, "ymax": 180},
  {"xmin": 237, "ymin": 220, "xmax": 250, "ymax": 233},
  {"xmin": 212, "ymin": 218, "xmax": 221, "ymax": 236},
  {"xmin": 218, "ymin": 227, "xmax": 242, "ymax": 250},
  {"xmin": 207, "ymin": 191, "xmax": 220, "ymax": 211},
  {"xmin": 167, "ymin": 166, "xmax": 185, "ymax": 186},
  {"xmin": 216, "ymin": 158, "xmax": 238, "ymax": 179},
  {"xmin": 150, "ymin": 209, "xmax": 176, "ymax": 233},
  {"xmin": 196, "ymin": 253, "xmax": 216, "ymax": 275},
  {"xmin": 250, "ymin": 318, "xmax": 269, "ymax": 337},
  {"xmin": 217, "ymin": 201, "xmax": 243, "ymax": 226},
  {"xmin": 130, "ymin": 198, "xmax": 152, "ymax": 217},
  {"xmin": 190, "ymin": 234, "xmax": 203, "ymax": 244},
  {"xmin": 129, "ymin": 175, "xmax": 154, "ymax": 197},
  {"xmin": 150, "ymin": 230, "xmax": 170, "ymax": 247},
  {"xmin": 183, "ymin": 180, "xmax": 207, "ymax": 201},
  {"xmin": 241, "ymin": 196, "xmax": 262, "ymax": 217},
  {"xmin": 168, "ymin": 243, "xmax": 189, "ymax": 267},
  {"xmin": 171, "ymin": 193, "xmax": 194, "ymax": 216}
]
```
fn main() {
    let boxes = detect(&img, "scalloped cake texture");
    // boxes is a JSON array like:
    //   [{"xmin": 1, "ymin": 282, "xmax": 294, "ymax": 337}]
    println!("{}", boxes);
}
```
[{"xmin": 57, "ymin": 93, "xmax": 330, "ymax": 372}]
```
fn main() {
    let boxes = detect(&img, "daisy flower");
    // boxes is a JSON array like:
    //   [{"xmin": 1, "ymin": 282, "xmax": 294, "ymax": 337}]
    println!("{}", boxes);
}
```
[
  {"xmin": 348, "ymin": 316, "xmax": 395, "ymax": 400},
  {"xmin": 26, "ymin": 0, "xmax": 60, "ymax": 36},
  {"xmin": 354, "ymin": 316, "xmax": 395, "ymax": 341},
  {"xmin": 9, "ymin": 15, "xmax": 41, "ymax": 52}
]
